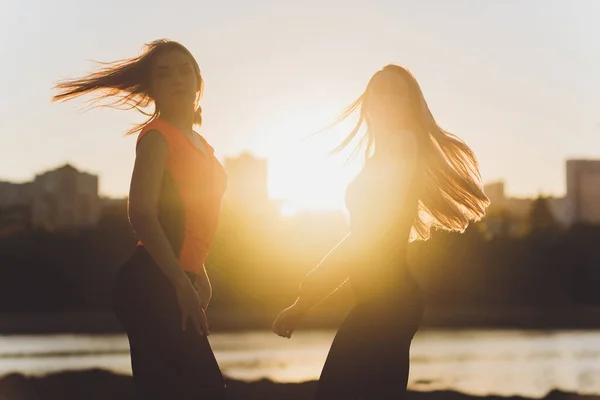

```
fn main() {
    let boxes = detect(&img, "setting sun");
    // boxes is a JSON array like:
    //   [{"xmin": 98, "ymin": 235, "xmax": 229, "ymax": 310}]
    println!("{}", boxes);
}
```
[{"xmin": 246, "ymin": 104, "xmax": 363, "ymax": 214}]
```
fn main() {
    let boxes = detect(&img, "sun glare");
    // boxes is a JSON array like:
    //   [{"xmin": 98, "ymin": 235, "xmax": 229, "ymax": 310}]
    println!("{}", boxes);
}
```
[{"xmin": 249, "ymin": 105, "xmax": 363, "ymax": 215}]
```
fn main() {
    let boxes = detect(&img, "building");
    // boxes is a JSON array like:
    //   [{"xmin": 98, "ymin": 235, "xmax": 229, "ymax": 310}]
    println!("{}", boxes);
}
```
[
  {"xmin": 0, "ymin": 181, "xmax": 34, "ymax": 207},
  {"xmin": 565, "ymin": 159, "xmax": 600, "ymax": 225},
  {"xmin": 484, "ymin": 158, "xmax": 600, "ymax": 230},
  {"xmin": 31, "ymin": 164, "xmax": 102, "ymax": 229},
  {"xmin": 485, "ymin": 181, "xmax": 532, "ymax": 220},
  {"xmin": 483, "ymin": 181, "xmax": 567, "ymax": 236},
  {"xmin": 0, "ymin": 163, "xmax": 102, "ymax": 232},
  {"xmin": 223, "ymin": 153, "xmax": 275, "ymax": 216}
]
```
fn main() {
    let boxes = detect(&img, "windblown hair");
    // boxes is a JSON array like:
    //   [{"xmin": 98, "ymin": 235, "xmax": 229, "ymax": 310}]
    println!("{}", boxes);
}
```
[
  {"xmin": 52, "ymin": 39, "xmax": 203, "ymax": 136},
  {"xmin": 330, "ymin": 64, "xmax": 489, "ymax": 241}
]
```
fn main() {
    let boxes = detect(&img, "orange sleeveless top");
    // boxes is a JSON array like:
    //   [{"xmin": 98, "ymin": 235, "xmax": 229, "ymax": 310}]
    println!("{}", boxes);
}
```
[{"xmin": 136, "ymin": 119, "xmax": 227, "ymax": 274}]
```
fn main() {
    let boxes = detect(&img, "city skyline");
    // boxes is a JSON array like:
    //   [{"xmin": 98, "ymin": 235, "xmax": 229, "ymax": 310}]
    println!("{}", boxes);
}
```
[
  {"xmin": 2, "ymin": 0, "xmax": 600, "ymax": 211},
  {"xmin": 1, "ymin": 154, "xmax": 594, "ymax": 214}
]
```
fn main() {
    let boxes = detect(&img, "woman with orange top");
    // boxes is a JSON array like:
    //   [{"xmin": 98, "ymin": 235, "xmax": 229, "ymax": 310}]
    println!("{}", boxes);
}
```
[{"xmin": 53, "ymin": 39, "xmax": 227, "ymax": 399}]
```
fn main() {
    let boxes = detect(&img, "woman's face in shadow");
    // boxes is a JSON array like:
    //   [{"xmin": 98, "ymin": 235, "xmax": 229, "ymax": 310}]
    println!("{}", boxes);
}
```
[{"xmin": 150, "ymin": 49, "xmax": 199, "ymax": 112}]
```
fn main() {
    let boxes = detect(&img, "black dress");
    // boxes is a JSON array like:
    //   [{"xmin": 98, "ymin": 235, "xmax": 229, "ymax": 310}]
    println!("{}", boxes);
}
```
[{"xmin": 314, "ymin": 155, "xmax": 425, "ymax": 400}]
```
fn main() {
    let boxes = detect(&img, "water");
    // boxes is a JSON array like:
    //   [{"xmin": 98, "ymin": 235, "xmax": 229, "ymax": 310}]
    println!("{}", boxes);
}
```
[{"xmin": 1, "ymin": 329, "xmax": 600, "ymax": 398}]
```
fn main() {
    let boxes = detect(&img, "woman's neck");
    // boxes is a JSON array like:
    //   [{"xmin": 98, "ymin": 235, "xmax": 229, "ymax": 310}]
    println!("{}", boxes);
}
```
[{"xmin": 159, "ymin": 108, "xmax": 195, "ymax": 132}]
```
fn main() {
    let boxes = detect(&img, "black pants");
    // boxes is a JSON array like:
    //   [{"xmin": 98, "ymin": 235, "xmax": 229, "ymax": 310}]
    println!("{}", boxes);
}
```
[
  {"xmin": 112, "ymin": 247, "xmax": 226, "ymax": 400},
  {"xmin": 314, "ymin": 274, "xmax": 424, "ymax": 400}
]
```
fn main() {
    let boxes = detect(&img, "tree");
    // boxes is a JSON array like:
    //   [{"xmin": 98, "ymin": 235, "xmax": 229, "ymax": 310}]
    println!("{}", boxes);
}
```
[{"xmin": 529, "ymin": 195, "xmax": 560, "ymax": 233}]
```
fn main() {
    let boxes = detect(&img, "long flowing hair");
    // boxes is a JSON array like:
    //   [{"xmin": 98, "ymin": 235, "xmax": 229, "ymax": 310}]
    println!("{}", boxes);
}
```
[
  {"xmin": 329, "ymin": 64, "xmax": 489, "ymax": 241},
  {"xmin": 52, "ymin": 39, "xmax": 203, "ymax": 136}
]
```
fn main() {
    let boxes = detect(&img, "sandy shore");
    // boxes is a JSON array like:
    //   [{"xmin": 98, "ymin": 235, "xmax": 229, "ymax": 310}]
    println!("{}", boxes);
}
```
[{"xmin": 0, "ymin": 369, "xmax": 595, "ymax": 400}]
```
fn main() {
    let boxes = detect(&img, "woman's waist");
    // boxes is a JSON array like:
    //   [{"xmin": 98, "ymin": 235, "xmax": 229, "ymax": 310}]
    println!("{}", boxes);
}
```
[
  {"xmin": 349, "ymin": 266, "xmax": 420, "ymax": 298},
  {"xmin": 349, "ymin": 244, "xmax": 409, "ymax": 270},
  {"xmin": 349, "ymin": 267, "xmax": 415, "ymax": 286},
  {"xmin": 134, "ymin": 239, "xmax": 209, "ymax": 274},
  {"xmin": 116, "ymin": 247, "xmax": 199, "ymax": 291},
  {"xmin": 136, "ymin": 233, "xmax": 212, "ymax": 251}
]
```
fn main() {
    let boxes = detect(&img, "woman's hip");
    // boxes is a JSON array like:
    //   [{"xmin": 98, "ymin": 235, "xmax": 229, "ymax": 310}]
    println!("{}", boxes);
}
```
[{"xmin": 112, "ymin": 247, "xmax": 180, "ymax": 322}]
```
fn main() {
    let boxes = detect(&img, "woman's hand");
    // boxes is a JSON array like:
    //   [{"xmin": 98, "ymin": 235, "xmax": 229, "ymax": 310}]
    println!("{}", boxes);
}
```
[
  {"xmin": 272, "ymin": 300, "xmax": 310, "ymax": 339},
  {"xmin": 175, "ymin": 281, "xmax": 210, "ymax": 336}
]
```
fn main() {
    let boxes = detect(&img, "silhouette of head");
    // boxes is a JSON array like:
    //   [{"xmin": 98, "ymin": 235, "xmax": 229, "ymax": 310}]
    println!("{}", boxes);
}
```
[
  {"xmin": 362, "ymin": 65, "xmax": 422, "ymax": 134},
  {"xmin": 52, "ymin": 39, "xmax": 203, "ymax": 135}
]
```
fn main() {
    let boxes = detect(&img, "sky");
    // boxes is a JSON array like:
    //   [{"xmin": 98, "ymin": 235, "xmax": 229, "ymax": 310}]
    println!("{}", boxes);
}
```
[{"xmin": 1, "ymin": 0, "xmax": 599, "ymax": 212}]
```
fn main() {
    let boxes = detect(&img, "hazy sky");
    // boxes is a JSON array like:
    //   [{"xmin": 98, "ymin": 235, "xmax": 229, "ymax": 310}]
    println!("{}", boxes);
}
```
[{"xmin": 1, "ymin": 0, "xmax": 599, "ymax": 211}]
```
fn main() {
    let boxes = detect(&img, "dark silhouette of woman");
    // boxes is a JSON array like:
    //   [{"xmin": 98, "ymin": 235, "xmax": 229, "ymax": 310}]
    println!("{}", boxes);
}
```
[
  {"xmin": 273, "ymin": 64, "xmax": 489, "ymax": 399},
  {"xmin": 52, "ymin": 39, "xmax": 227, "ymax": 399}
]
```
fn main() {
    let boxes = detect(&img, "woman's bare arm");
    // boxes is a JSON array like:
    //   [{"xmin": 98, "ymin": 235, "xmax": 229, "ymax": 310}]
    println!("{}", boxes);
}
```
[
  {"xmin": 295, "ymin": 130, "xmax": 419, "ymax": 311},
  {"xmin": 128, "ymin": 130, "xmax": 191, "ymax": 291},
  {"xmin": 295, "ymin": 232, "xmax": 359, "ymax": 311}
]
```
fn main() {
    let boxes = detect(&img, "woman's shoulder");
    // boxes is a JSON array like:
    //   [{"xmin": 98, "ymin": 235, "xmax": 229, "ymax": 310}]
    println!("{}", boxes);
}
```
[{"xmin": 136, "ymin": 119, "xmax": 176, "ymax": 145}]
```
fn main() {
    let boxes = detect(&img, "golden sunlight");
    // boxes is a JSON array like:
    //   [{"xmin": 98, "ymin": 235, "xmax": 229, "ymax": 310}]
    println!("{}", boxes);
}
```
[{"xmin": 249, "ymin": 105, "xmax": 363, "ymax": 215}]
